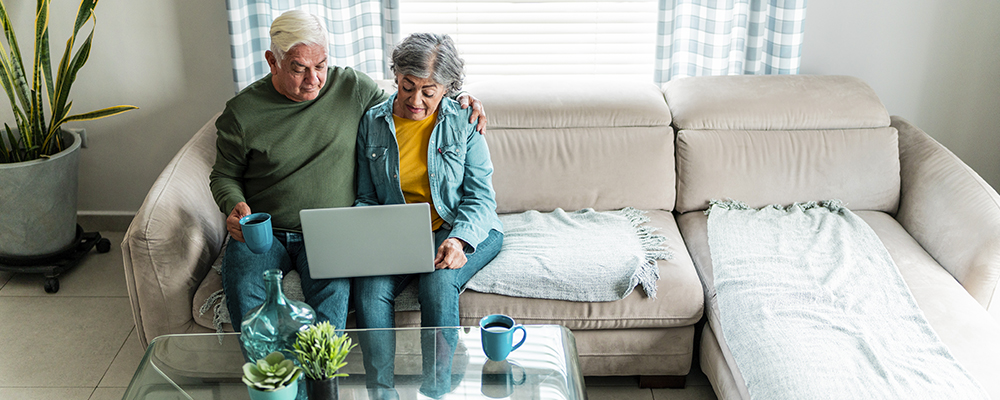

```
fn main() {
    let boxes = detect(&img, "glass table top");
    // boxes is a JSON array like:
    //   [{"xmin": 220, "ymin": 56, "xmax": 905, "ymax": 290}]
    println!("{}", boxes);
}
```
[{"xmin": 123, "ymin": 325, "xmax": 585, "ymax": 400}]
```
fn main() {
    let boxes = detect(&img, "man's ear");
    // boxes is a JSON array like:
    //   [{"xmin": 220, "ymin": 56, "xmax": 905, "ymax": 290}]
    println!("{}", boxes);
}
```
[{"xmin": 265, "ymin": 50, "xmax": 279, "ymax": 74}]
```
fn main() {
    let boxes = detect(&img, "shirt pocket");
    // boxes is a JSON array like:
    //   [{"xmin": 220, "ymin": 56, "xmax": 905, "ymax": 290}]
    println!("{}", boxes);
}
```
[
  {"xmin": 365, "ymin": 146, "xmax": 390, "ymax": 185},
  {"xmin": 438, "ymin": 143, "xmax": 466, "ymax": 183}
]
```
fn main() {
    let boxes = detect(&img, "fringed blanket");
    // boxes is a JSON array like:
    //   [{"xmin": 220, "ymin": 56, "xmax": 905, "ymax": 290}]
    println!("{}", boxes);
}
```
[
  {"xmin": 707, "ymin": 200, "xmax": 988, "ymax": 400},
  {"xmin": 464, "ymin": 207, "xmax": 669, "ymax": 301}
]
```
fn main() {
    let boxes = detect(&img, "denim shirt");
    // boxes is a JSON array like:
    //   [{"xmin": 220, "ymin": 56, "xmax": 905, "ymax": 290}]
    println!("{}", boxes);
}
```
[{"xmin": 355, "ymin": 93, "xmax": 503, "ymax": 251}]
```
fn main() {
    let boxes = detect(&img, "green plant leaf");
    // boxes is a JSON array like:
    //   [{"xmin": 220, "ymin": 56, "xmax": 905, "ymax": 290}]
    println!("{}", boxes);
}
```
[
  {"xmin": 73, "ymin": 0, "xmax": 97, "ymax": 38},
  {"xmin": 49, "ymin": 33, "xmax": 74, "ymax": 126},
  {"xmin": 10, "ymin": 50, "xmax": 32, "ymax": 135},
  {"xmin": 49, "ymin": 0, "xmax": 94, "ymax": 125},
  {"xmin": 0, "ymin": 49, "xmax": 21, "ymax": 111},
  {"xmin": 30, "ymin": 0, "xmax": 50, "ymax": 154},
  {"xmin": 51, "ymin": 28, "xmax": 93, "ymax": 135},
  {"xmin": 0, "ymin": 0, "xmax": 30, "ymax": 112},
  {"xmin": 39, "ymin": 19, "xmax": 53, "ymax": 106},
  {"xmin": 57, "ymin": 104, "xmax": 137, "ymax": 126},
  {"xmin": 263, "ymin": 352, "xmax": 284, "ymax": 366},
  {"xmin": 33, "ymin": 0, "xmax": 49, "ymax": 93},
  {"xmin": 0, "ymin": 123, "xmax": 12, "ymax": 163}
]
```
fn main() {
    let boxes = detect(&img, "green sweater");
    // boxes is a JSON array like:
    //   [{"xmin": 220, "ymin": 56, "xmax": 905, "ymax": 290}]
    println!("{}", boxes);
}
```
[{"xmin": 210, "ymin": 67, "xmax": 389, "ymax": 231}]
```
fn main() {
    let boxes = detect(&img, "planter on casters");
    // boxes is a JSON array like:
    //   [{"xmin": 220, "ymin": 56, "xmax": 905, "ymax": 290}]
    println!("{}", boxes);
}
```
[{"xmin": 0, "ymin": 129, "xmax": 111, "ymax": 293}]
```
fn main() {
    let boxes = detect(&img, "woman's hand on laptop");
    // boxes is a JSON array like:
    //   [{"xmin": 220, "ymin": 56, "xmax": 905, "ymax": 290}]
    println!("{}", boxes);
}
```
[
  {"xmin": 227, "ymin": 202, "xmax": 251, "ymax": 242},
  {"xmin": 434, "ymin": 238, "xmax": 468, "ymax": 269}
]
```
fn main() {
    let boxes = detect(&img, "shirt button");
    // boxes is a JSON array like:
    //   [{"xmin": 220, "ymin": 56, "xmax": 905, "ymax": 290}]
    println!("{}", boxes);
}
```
[
  {"xmin": 371, "ymin": 153, "xmax": 376, "ymax": 157},
  {"xmin": 393, "ymin": 174, "xmax": 397, "ymax": 178},
  {"xmin": 430, "ymin": 174, "xmax": 435, "ymax": 177}
]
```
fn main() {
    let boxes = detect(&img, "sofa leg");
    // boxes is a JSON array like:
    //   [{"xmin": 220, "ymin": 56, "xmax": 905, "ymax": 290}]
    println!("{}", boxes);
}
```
[{"xmin": 638, "ymin": 375, "xmax": 686, "ymax": 389}]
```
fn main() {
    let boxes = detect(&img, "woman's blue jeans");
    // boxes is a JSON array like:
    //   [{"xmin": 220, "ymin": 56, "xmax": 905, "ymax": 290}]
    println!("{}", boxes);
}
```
[
  {"xmin": 353, "ymin": 228, "xmax": 503, "ymax": 396},
  {"xmin": 221, "ymin": 232, "xmax": 351, "ymax": 331}
]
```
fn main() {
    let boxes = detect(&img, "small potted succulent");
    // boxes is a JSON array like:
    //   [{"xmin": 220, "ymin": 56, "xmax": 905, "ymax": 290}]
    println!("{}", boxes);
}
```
[
  {"xmin": 241, "ymin": 351, "xmax": 303, "ymax": 400},
  {"xmin": 294, "ymin": 321, "xmax": 357, "ymax": 400}
]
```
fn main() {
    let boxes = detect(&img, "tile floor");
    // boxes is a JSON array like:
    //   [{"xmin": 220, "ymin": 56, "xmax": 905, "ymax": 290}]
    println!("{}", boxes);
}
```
[{"xmin": 0, "ymin": 231, "xmax": 718, "ymax": 400}]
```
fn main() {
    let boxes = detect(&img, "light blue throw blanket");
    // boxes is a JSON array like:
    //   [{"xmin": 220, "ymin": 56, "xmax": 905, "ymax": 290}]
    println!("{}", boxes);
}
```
[
  {"xmin": 465, "ymin": 207, "xmax": 669, "ymax": 301},
  {"xmin": 707, "ymin": 200, "xmax": 988, "ymax": 400}
]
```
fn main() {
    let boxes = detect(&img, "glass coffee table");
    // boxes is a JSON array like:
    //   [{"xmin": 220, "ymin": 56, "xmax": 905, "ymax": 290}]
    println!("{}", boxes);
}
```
[{"xmin": 123, "ymin": 325, "xmax": 585, "ymax": 399}]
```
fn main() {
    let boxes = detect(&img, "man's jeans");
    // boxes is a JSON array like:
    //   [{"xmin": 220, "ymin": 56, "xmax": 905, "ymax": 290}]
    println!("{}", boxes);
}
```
[
  {"xmin": 353, "ymin": 228, "xmax": 504, "ymax": 396},
  {"xmin": 221, "ymin": 232, "xmax": 351, "ymax": 331}
]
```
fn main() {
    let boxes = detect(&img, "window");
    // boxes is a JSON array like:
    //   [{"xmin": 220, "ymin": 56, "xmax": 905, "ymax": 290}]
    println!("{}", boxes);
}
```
[{"xmin": 399, "ymin": 0, "xmax": 659, "ymax": 83}]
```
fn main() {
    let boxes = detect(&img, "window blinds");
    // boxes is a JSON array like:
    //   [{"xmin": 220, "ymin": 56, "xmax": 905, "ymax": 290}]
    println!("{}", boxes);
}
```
[{"xmin": 399, "ymin": 0, "xmax": 658, "ymax": 83}]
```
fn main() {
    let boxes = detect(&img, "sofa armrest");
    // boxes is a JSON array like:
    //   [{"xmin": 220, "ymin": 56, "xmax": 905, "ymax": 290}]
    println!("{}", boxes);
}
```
[
  {"xmin": 122, "ymin": 113, "xmax": 228, "ymax": 347},
  {"xmin": 893, "ymin": 116, "xmax": 1000, "ymax": 320}
]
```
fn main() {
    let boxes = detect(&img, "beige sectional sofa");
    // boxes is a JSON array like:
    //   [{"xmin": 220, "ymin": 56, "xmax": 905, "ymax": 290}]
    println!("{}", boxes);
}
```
[{"xmin": 122, "ymin": 74, "xmax": 1000, "ymax": 395}]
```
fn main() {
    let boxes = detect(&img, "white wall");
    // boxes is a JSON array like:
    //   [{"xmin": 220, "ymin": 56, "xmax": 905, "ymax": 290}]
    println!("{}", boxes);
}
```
[
  {"xmin": 4, "ymin": 0, "xmax": 234, "ymax": 215},
  {"xmin": 801, "ymin": 0, "xmax": 1000, "ymax": 190},
  {"xmin": 5, "ymin": 1, "xmax": 998, "ymax": 216}
]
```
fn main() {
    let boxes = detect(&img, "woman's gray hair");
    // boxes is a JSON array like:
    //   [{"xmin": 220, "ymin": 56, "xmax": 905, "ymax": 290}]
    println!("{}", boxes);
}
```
[
  {"xmin": 391, "ymin": 33, "xmax": 465, "ymax": 97},
  {"xmin": 269, "ymin": 10, "xmax": 328, "ymax": 65}
]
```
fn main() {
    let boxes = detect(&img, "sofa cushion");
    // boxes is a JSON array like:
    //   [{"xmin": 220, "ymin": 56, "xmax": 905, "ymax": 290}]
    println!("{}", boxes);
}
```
[
  {"xmin": 467, "ymin": 78, "xmax": 672, "ymax": 130},
  {"xmin": 674, "ymin": 128, "xmax": 901, "ymax": 213},
  {"xmin": 465, "ymin": 79, "xmax": 676, "ymax": 214},
  {"xmin": 678, "ymin": 210, "xmax": 1000, "ymax": 398},
  {"xmin": 664, "ymin": 75, "xmax": 890, "ymax": 131},
  {"xmin": 456, "ymin": 210, "xmax": 703, "ymax": 330}
]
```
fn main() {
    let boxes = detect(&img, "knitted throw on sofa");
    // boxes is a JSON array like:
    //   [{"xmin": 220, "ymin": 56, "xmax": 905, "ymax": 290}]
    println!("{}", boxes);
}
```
[
  {"xmin": 707, "ymin": 200, "xmax": 988, "ymax": 400},
  {"xmin": 465, "ymin": 207, "xmax": 669, "ymax": 301}
]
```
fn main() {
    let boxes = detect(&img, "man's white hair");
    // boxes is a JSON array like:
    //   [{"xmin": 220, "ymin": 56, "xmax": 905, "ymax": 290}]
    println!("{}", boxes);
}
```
[{"xmin": 269, "ymin": 10, "xmax": 328, "ymax": 66}]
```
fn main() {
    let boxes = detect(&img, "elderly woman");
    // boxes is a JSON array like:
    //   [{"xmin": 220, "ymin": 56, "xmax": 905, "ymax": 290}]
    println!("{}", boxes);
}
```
[{"xmin": 353, "ymin": 33, "xmax": 504, "ymax": 396}]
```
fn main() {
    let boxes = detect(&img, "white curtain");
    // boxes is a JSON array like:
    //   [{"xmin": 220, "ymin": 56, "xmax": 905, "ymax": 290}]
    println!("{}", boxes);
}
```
[
  {"xmin": 654, "ymin": 0, "xmax": 808, "ymax": 85},
  {"xmin": 225, "ymin": 0, "xmax": 400, "ymax": 92}
]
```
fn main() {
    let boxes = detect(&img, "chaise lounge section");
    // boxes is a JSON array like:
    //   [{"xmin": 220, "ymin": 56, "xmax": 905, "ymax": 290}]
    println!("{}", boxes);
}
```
[{"xmin": 665, "ymin": 75, "xmax": 1000, "ymax": 398}]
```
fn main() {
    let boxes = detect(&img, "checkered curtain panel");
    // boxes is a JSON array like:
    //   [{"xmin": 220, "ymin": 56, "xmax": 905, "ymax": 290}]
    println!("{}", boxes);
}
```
[
  {"xmin": 654, "ymin": 0, "xmax": 808, "ymax": 85},
  {"xmin": 226, "ymin": 0, "xmax": 400, "ymax": 92}
]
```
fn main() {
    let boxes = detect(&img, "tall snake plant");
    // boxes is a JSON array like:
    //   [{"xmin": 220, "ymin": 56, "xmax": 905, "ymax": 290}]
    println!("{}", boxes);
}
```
[{"xmin": 0, "ymin": 0, "xmax": 137, "ymax": 163}]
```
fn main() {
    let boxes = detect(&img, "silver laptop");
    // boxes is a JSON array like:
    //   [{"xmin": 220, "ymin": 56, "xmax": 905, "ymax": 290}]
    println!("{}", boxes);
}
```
[{"xmin": 300, "ymin": 203, "xmax": 436, "ymax": 279}]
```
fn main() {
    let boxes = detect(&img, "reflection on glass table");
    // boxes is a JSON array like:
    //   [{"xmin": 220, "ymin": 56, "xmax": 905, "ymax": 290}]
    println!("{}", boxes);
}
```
[{"xmin": 123, "ymin": 325, "xmax": 586, "ymax": 400}]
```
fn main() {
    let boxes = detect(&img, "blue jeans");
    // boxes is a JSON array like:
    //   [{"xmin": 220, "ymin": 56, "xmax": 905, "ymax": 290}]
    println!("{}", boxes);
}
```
[
  {"xmin": 353, "ymin": 228, "xmax": 503, "ymax": 395},
  {"xmin": 221, "ymin": 232, "xmax": 351, "ymax": 331}
]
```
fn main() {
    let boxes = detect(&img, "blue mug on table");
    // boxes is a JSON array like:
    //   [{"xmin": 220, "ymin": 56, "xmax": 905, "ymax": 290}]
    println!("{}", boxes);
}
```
[
  {"xmin": 239, "ymin": 212, "xmax": 273, "ymax": 254},
  {"xmin": 480, "ymin": 314, "xmax": 527, "ymax": 362}
]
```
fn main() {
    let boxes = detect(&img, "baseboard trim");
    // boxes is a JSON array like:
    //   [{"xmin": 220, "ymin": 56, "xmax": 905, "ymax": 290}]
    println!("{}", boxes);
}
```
[{"xmin": 77, "ymin": 211, "xmax": 135, "ymax": 232}]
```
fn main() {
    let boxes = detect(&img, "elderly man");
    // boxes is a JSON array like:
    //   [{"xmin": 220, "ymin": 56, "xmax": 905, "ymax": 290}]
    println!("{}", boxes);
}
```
[{"xmin": 210, "ymin": 10, "xmax": 486, "ymax": 333}]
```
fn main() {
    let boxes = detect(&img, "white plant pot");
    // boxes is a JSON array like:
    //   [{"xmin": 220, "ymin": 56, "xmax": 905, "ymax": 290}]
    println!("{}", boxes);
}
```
[{"xmin": 0, "ymin": 130, "xmax": 81, "ymax": 257}]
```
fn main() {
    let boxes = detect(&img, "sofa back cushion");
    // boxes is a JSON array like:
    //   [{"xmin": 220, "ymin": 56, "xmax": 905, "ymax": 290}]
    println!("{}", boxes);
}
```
[
  {"xmin": 465, "ymin": 79, "xmax": 676, "ymax": 213},
  {"xmin": 665, "ymin": 75, "xmax": 899, "ymax": 213}
]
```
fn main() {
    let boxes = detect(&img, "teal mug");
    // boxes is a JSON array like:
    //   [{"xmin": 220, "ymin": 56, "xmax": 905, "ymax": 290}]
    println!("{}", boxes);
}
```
[
  {"xmin": 239, "ymin": 213, "xmax": 273, "ymax": 254},
  {"xmin": 479, "ymin": 314, "xmax": 527, "ymax": 362}
]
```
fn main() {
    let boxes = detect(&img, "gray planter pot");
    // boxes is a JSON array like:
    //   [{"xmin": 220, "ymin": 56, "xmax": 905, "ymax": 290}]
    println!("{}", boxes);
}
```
[{"xmin": 0, "ymin": 130, "xmax": 81, "ymax": 257}]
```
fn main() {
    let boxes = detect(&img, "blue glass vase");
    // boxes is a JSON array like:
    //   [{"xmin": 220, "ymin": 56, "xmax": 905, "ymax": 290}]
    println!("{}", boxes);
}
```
[{"xmin": 240, "ymin": 269, "xmax": 316, "ymax": 362}]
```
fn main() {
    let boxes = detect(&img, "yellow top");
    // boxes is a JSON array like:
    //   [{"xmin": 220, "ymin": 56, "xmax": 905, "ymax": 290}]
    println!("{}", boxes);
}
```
[{"xmin": 394, "ymin": 112, "xmax": 444, "ymax": 230}]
